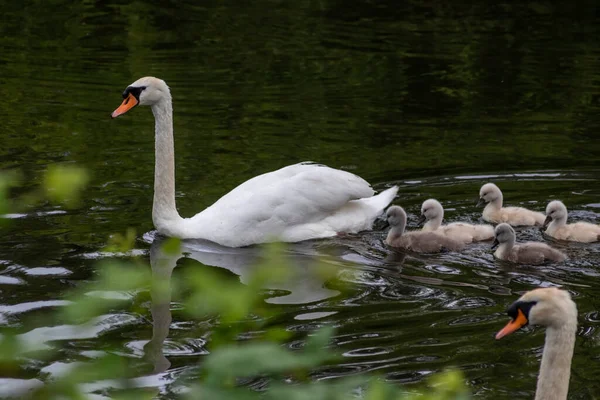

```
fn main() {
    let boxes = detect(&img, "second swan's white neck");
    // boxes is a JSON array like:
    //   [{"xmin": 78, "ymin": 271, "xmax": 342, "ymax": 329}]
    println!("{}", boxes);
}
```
[
  {"xmin": 151, "ymin": 97, "xmax": 186, "ymax": 236},
  {"xmin": 535, "ymin": 323, "xmax": 576, "ymax": 400}
]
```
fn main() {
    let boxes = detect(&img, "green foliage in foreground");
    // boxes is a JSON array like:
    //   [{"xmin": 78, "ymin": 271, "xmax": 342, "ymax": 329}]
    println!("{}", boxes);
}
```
[{"xmin": 0, "ymin": 167, "xmax": 470, "ymax": 399}]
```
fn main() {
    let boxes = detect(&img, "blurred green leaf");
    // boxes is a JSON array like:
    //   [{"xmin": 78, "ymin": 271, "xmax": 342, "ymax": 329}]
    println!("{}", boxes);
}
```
[
  {"xmin": 43, "ymin": 165, "xmax": 89, "ymax": 207},
  {"xmin": 183, "ymin": 267, "xmax": 259, "ymax": 322},
  {"xmin": 104, "ymin": 228, "xmax": 138, "ymax": 253},
  {"xmin": 186, "ymin": 385, "xmax": 262, "ymax": 400},
  {"xmin": 0, "ymin": 171, "xmax": 22, "ymax": 222},
  {"xmin": 203, "ymin": 341, "xmax": 334, "ymax": 383},
  {"xmin": 62, "ymin": 262, "xmax": 150, "ymax": 323},
  {"xmin": 161, "ymin": 237, "xmax": 182, "ymax": 255},
  {"xmin": 267, "ymin": 377, "xmax": 370, "ymax": 400},
  {"xmin": 304, "ymin": 326, "xmax": 335, "ymax": 354},
  {"xmin": 263, "ymin": 327, "xmax": 293, "ymax": 342}
]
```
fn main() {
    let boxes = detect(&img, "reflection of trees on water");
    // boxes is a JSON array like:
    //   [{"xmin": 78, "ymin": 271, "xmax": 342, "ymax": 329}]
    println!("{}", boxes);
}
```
[{"xmin": 2, "ymin": 2, "xmax": 599, "ymax": 186}]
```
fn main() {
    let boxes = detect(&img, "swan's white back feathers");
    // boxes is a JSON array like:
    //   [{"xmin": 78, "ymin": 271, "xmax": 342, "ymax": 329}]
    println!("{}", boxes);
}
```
[{"xmin": 182, "ymin": 163, "xmax": 397, "ymax": 247}]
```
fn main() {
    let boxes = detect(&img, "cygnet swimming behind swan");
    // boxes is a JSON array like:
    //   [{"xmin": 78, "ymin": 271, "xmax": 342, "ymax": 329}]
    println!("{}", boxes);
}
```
[
  {"xmin": 477, "ymin": 183, "xmax": 545, "ymax": 226},
  {"xmin": 420, "ymin": 199, "xmax": 494, "ymax": 244},
  {"xmin": 492, "ymin": 223, "xmax": 567, "ymax": 264},
  {"xmin": 544, "ymin": 200, "xmax": 600, "ymax": 243},
  {"xmin": 386, "ymin": 206, "xmax": 465, "ymax": 253}
]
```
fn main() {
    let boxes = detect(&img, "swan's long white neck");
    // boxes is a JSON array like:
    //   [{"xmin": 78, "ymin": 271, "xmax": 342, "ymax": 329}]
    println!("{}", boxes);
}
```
[
  {"xmin": 535, "ymin": 322, "xmax": 576, "ymax": 400},
  {"xmin": 151, "ymin": 96, "xmax": 186, "ymax": 236}
]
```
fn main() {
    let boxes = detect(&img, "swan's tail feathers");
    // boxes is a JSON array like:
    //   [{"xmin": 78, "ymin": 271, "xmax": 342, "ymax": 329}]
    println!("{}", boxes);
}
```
[{"xmin": 363, "ymin": 186, "xmax": 399, "ymax": 212}]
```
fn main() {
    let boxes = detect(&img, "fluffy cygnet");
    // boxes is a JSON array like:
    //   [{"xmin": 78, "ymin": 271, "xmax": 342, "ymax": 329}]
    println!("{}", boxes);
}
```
[
  {"xmin": 420, "ymin": 199, "xmax": 494, "ymax": 244},
  {"xmin": 477, "ymin": 183, "xmax": 545, "ymax": 226},
  {"xmin": 492, "ymin": 223, "xmax": 567, "ymax": 264},
  {"xmin": 544, "ymin": 200, "xmax": 600, "ymax": 243},
  {"xmin": 386, "ymin": 205, "xmax": 465, "ymax": 253}
]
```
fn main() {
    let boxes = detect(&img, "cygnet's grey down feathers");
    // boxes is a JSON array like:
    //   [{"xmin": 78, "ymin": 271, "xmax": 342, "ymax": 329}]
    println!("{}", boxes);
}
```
[
  {"xmin": 420, "ymin": 198, "xmax": 494, "ymax": 244},
  {"xmin": 386, "ymin": 205, "xmax": 465, "ymax": 253},
  {"xmin": 492, "ymin": 223, "xmax": 567, "ymax": 264},
  {"xmin": 544, "ymin": 200, "xmax": 600, "ymax": 243},
  {"xmin": 478, "ymin": 183, "xmax": 545, "ymax": 226}
]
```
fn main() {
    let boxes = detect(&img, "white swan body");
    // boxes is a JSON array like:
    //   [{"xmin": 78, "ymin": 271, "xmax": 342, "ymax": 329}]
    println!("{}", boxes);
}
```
[
  {"xmin": 386, "ymin": 206, "xmax": 465, "ymax": 253},
  {"xmin": 492, "ymin": 223, "xmax": 567, "ymax": 264},
  {"xmin": 112, "ymin": 77, "xmax": 398, "ymax": 247},
  {"xmin": 496, "ymin": 287, "xmax": 577, "ymax": 400},
  {"xmin": 420, "ymin": 199, "xmax": 494, "ymax": 243},
  {"xmin": 478, "ymin": 183, "xmax": 545, "ymax": 226},
  {"xmin": 544, "ymin": 200, "xmax": 600, "ymax": 243}
]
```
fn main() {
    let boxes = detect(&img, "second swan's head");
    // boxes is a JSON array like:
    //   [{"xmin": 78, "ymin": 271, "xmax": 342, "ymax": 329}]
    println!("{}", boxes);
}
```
[
  {"xmin": 495, "ymin": 287, "xmax": 577, "ymax": 339},
  {"xmin": 111, "ymin": 77, "xmax": 171, "ymax": 118}
]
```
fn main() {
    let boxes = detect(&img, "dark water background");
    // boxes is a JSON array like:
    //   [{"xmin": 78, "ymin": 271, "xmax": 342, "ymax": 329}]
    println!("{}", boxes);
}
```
[{"xmin": 2, "ymin": 1, "xmax": 600, "ymax": 398}]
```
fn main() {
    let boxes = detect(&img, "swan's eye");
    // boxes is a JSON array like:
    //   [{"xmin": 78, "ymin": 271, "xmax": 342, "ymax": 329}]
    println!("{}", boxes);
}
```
[
  {"xmin": 507, "ymin": 300, "xmax": 536, "ymax": 320},
  {"xmin": 122, "ymin": 86, "xmax": 148, "ymax": 100}
]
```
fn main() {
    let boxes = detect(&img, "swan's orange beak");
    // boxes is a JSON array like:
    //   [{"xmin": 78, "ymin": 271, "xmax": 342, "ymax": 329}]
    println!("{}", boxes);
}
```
[
  {"xmin": 495, "ymin": 308, "xmax": 528, "ymax": 339},
  {"xmin": 111, "ymin": 93, "xmax": 138, "ymax": 118}
]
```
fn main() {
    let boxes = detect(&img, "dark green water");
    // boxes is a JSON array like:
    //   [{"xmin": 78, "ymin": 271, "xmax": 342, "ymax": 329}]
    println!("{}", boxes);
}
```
[{"xmin": 2, "ymin": 1, "xmax": 600, "ymax": 398}]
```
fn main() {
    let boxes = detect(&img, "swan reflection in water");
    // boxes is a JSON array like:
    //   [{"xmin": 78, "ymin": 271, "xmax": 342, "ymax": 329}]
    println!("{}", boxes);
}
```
[{"xmin": 143, "ymin": 236, "xmax": 342, "ymax": 374}]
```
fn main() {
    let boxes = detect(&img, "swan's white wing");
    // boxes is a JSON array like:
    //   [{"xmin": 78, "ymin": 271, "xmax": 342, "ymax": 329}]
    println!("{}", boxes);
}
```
[
  {"xmin": 188, "ymin": 163, "xmax": 377, "ymax": 245},
  {"xmin": 204, "ymin": 162, "xmax": 373, "ymax": 221}
]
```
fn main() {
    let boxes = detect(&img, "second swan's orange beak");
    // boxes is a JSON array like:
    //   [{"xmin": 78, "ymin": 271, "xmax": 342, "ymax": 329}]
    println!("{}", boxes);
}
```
[
  {"xmin": 111, "ymin": 93, "xmax": 138, "ymax": 118},
  {"xmin": 495, "ymin": 308, "xmax": 528, "ymax": 339}
]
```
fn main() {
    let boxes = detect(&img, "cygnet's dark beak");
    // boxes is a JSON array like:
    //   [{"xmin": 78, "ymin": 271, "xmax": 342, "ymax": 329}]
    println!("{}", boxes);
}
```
[
  {"xmin": 382, "ymin": 218, "xmax": 390, "ymax": 230},
  {"xmin": 491, "ymin": 238, "xmax": 499, "ymax": 250},
  {"xmin": 417, "ymin": 215, "xmax": 426, "ymax": 226},
  {"xmin": 542, "ymin": 215, "xmax": 552, "ymax": 229},
  {"xmin": 476, "ymin": 198, "xmax": 485, "ymax": 207}
]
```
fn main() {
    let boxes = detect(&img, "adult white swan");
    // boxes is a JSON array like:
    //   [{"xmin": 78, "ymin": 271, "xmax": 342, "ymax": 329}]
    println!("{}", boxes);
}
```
[{"xmin": 111, "ymin": 77, "xmax": 398, "ymax": 247}]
